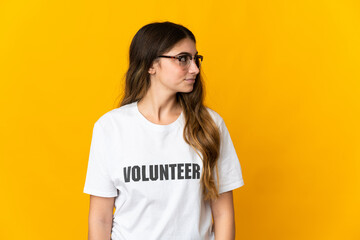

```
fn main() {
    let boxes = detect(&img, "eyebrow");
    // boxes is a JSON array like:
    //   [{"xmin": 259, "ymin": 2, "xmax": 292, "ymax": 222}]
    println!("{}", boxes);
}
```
[{"xmin": 175, "ymin": 51, "xmax": 198, "ymax": 56}]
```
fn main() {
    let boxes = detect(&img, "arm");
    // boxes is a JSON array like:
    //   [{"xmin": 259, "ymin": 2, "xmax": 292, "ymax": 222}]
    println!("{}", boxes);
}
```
[
  {"xmin": 210, "ymin": 191, "xmax": 236, "ymax": 240},
  {"xmin": 88, "ymin": 195, "xmax": 115, "ymax": 240}
]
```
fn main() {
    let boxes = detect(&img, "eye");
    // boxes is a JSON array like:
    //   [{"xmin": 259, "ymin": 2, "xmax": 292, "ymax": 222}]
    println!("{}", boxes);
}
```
[{"xmin": 178, "ymin": 55, "xmax": 189, "ymax": 63}]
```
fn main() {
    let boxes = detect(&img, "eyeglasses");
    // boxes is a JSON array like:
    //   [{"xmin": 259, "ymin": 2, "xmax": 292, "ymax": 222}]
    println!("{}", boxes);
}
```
[{"xmin": 156, "ymin": 53, "xmax": 203, "ymax": 69}]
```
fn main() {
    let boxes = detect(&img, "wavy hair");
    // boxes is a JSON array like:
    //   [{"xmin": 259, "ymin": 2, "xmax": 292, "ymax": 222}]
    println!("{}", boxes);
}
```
[{"xmin": 116, "ymin": 21, "xmax": 221, "ymax": 201}]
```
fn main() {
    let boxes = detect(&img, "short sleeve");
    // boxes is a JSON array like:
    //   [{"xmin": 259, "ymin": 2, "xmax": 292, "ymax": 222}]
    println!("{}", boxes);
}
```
[
  {"xmin": 83, "ymin": 121, "xmax": 118, "ymax": 197},
  {"xmin": 215, "ymin": 118, "xmax": 245, "ymax": 194}
]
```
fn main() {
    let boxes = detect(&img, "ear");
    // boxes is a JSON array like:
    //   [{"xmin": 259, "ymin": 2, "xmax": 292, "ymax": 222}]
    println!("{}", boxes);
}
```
[
  {"xmin": 148, "ymin": 66, "xmax": 156, "ymax": 74},
  {"xmin": 148, "ymin": 59, "xmax": 160, "ymax": 74}
]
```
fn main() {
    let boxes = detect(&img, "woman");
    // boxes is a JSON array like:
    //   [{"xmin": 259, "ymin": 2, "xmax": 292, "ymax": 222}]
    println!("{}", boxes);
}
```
[{"xmin": 83, "ymin": 21, "xmax": 244, "ymax": 240}]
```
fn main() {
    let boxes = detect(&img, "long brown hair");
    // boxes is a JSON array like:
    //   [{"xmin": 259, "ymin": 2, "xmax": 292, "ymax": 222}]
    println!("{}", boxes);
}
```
[{"xmin": 116, "ymin": 21, "xmax": 221, "ymax": 201}]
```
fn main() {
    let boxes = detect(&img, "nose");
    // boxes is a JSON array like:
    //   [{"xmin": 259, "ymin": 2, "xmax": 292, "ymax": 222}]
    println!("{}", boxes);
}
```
[{"xmin": 188, "ymin": 58, "xmax": 200, "ymax": 74}]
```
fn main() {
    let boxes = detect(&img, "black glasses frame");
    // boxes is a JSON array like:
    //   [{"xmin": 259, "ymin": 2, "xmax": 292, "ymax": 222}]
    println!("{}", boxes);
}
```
[{"xmin": 156, "ymin": 54, "xmax": 203, "ymax": 68}]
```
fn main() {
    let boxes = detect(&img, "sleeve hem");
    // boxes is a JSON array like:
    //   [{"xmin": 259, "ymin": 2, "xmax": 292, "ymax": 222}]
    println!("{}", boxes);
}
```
[
  {"xmin": 83, "ymin": 187, "xmax": 118, "ymax": 198},
  {"xmin": 218, "ymin": 179, "xmax": 245, "ymax": 194}
]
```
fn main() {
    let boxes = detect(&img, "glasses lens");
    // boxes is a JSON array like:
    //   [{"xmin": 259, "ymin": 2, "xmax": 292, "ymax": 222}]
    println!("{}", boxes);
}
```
[
  {"xmin": 178, "ymin": 54, "xmax": 202, "ymax": 69},
  {"xmin": 177, "ymin": 55, "xmax": 189, "ymax": 67}
]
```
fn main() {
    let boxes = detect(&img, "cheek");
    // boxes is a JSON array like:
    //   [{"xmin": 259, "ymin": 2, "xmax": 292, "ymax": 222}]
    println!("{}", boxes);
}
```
[{"xmin": 163, "ymin": 69, "xmax": 185, "ymax": 83}]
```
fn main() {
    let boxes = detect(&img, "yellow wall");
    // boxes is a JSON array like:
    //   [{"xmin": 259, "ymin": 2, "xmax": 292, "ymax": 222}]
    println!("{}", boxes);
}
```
[{"xmin": 1, "ymin": 0, "xmax": 359, "ymax": 239}]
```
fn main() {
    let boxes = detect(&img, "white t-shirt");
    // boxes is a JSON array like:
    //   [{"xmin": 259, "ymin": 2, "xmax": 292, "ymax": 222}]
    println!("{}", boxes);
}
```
[{"xmin": 83, "ymin": 100, "xmax": 244, "ymax": 240}]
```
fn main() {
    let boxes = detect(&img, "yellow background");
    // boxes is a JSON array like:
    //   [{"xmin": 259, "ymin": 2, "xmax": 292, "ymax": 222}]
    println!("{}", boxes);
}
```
[{"xmin": 1, "ymin": 0, "xmax": 359, "ymax": 239}]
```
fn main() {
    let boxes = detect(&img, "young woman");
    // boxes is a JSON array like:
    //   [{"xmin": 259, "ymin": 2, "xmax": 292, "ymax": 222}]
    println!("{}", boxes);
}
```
[{"xmin": 83, "ymin": 21, "xmax": 244, "ymax": 240}]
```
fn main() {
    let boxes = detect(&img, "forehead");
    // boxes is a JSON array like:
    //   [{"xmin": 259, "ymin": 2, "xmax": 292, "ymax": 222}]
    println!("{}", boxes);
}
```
[{"xmin": 166, "ymin": 38, "xmax": 198, "ymax": 55}]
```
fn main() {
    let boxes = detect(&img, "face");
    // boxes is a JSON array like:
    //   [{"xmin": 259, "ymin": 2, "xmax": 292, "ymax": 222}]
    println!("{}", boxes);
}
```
[{"xmin": 148, "ymin": 38, "xmax": 200, "ymax": 93}]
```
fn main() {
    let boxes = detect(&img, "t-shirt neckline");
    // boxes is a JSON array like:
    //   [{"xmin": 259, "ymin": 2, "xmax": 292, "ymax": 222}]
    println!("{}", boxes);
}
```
[{"xmin": 134, "ymin": 100, "xmax": 183, "ymax": 131}]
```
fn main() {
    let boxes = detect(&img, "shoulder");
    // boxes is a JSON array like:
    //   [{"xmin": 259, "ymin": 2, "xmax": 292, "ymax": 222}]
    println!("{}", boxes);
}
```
[
  {"xmin": 93, "ymin": 102, "xmax": 137, "ymax": 130},
  {"xmin": 204, "ymin": 106, "xmax": 225, "ymax": 127}
]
